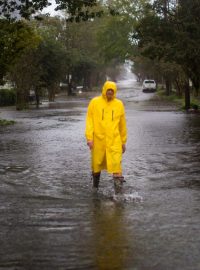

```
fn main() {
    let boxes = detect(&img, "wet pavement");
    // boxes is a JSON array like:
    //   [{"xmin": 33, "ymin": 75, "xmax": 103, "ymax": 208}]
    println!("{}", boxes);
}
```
[{"xmin": 0, "ymin": 71, "xmax": 200, "ymax": 269}]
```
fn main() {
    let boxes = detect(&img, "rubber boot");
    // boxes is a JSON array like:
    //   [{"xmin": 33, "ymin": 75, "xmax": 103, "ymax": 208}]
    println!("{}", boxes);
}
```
[
  {"xmin": 113, "ymin": 176, "xmax": 125, "ymax": 194},
  {"xmin": 92, "ymin": 172, "xmax": 101, "ymax": 189}
]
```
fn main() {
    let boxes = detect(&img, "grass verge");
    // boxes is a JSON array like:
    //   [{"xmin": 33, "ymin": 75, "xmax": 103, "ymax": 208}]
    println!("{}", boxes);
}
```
[
  {"xmin": 156, "ymin": 89, "xmax": 200, "ymax": 110},
  {"xmin": 0, "ymin": 119, "xmax": 15, "ymax": 126}
]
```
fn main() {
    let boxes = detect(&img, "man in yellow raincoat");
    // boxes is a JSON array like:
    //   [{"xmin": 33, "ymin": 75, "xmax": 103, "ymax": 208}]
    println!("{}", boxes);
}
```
[{"xmin": 85, "ymin": 81, "xmax": 127, "ymax": 189}]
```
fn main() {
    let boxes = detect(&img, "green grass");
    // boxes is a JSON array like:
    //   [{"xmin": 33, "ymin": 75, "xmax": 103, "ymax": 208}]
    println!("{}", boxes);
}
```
[
  {"xmin": 0, "ymin": 119, "xmax": 15, "ymax": 126},
  {"xmin": 187, "ymin": 98, "xmax": 200, "ymax": 110},
  {"xmin": 156, "ymin": 88, "xmax": 200, "ymax": 110}
]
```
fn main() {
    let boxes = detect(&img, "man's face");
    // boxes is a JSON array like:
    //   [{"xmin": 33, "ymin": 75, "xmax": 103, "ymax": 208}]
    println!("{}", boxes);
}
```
[{"xmin": 106, "ymin": 89, "xmax": 114, "ymax": 101}]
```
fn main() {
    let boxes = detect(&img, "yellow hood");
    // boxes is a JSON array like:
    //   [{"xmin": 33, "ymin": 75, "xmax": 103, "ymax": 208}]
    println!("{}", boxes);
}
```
[{"xmin": 102, "ymin": 81, "xmax": 117, "ymax": 99}]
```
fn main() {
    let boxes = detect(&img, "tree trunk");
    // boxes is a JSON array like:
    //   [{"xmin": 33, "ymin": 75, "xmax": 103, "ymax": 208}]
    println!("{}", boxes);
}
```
[
  {"xmin": 184, "ymin": 80, "xmax": 190, "ymax": 110},
  {"xmin": 48, "ymin": 85, "xmax": 56, "ymax": 101},
  {"xmin": 165, "ymin": 79, "xmax": 171, "ymax": 96},
  {"xmin": 35, "ymin": 93, "xmax": 40, "ymax": 109},
  {"xmin": 16, "ymin": 89, "xmax": 29, "ymax": 110},
  {"xmin": 174, "ymin": 79, "xmax": 182, "ymax": 97},
  {"xmin": 67, "ymin": 81, "xmax": 72, "ymax": 96}
]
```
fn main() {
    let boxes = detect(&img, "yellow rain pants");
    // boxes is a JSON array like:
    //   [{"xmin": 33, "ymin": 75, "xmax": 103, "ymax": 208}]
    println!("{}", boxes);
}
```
[{"xmin": 85, "ymin": 81, "xmax": 127, "ymax": 173}]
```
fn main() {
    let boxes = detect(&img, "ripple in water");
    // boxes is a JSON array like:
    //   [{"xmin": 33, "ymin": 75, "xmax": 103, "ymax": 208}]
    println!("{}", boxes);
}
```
[
  {"xmin": 98, "ymin": 187, "xmax": 143, "ymax": 203},
  {"xmin": 112, "ymin": 192, "xmax": 143, "ymax": 203}
]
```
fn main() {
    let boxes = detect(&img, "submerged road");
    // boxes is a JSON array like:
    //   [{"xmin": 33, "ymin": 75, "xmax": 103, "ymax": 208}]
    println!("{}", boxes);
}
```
[{"xmin": 0, "ymin": 74, "xmax": 200, "ymax": 269}]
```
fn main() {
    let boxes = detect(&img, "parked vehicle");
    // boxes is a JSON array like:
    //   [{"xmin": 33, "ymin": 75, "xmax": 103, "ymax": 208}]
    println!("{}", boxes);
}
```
[{"xmin": 142, "ymin": 80, "xmax": 156, "ymax": 93}]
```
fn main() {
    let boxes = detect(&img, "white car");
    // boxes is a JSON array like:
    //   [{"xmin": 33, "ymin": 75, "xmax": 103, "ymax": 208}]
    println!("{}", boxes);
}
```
[{"xmin": 142, "ymin": 80, "xmax": 156, "ymax": 93}]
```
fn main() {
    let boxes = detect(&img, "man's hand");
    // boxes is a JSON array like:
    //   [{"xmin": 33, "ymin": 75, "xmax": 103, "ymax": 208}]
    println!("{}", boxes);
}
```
[
  {"xmin": 87, "ymin": 140, "xmax": 93, "ymax": 150},
  {"xmin": 122, "ymin": 144, "xmax": 126, "ymax": 153}
]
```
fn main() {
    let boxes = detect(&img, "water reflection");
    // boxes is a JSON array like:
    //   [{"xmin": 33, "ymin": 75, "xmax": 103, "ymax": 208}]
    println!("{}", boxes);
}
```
[{"xmin": 91, "ymin": 199, "xmax": 129, "ymax": 270}]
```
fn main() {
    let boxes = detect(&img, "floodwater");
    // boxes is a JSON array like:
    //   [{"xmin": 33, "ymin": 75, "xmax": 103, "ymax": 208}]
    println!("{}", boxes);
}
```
[{"xmin": 0, "ymin": 69, "xmax": 200, "ymax": 270}]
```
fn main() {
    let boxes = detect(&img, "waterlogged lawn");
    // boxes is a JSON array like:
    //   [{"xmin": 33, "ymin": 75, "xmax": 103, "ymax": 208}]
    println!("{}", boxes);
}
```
[
  {"xmin": 0, "ymin": 119, "xmax": 15, "ymax": 126},
  {"xmin": 156, "ymin": 89, "xmax": 200, "ymax": 110}
]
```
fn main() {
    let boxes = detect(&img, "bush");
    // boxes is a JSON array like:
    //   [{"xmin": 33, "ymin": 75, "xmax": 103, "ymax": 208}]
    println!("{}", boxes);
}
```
[{"xmin": 0, "ymin": 88, "xmax": 16, "ymax": 106}]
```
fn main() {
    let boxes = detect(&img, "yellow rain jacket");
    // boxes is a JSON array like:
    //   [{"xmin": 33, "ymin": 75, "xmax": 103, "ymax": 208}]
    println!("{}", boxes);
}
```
[{"xmin": 85, "ymin": 81, "xmax": 127, "ymax": 173}]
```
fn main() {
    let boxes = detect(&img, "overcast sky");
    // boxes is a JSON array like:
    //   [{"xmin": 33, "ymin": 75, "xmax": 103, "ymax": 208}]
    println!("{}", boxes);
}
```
[{"xmin": 42, "ymin": 0, "xmax": 60, "ymax": 16}]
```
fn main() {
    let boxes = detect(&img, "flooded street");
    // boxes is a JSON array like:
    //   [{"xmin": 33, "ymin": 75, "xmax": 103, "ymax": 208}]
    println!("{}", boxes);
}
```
[{"xmin": 0, "ymin": 72, "xmax": 200, "ymax": 269}]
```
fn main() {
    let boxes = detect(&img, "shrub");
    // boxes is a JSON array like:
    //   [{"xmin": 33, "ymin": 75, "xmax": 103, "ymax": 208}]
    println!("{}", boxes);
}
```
[{"xmin": 0, "ymin": 88, "xmax": 16, "ymax": 106}]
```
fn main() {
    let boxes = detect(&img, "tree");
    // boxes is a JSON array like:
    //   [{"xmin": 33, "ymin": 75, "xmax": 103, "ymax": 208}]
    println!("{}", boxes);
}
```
[
  {"xmin": 10, "ymin": 48, "xmax": 41, "ymax": 110},
  {"xmin": 135, "ymin": 0, "xmax": 200, "ymax": 108},
  {"xmin": 0, "ymin": 0, "xmax": 101, "ymax": 21},
  {"xmin": 174, "ymin": 0, "xmax": 200, "ymax": 94},
  {"xmin": 97, "ymin": 0, "xmax": 150, "ymax": 77},
  {"xmin": 0, "ymin": 19, "xmax": 40, "ymax": 84},
  {"xmin": 8, "ymin": 17, "xmax": 68, "ymax": 109},
  {"xmin": 59, "ymin": 6, "xmax": 109, "ymax": 92},
  {"xmin": 97, "ymin": 15, "xmax": 133, "ymax": 63},
  {"xmin": 0, "ymin": 1, "xmax": 105, "ymax": 109},
  {"xmin": 37, "ymin": 32, "xmax": 67, "ymax": 101}
]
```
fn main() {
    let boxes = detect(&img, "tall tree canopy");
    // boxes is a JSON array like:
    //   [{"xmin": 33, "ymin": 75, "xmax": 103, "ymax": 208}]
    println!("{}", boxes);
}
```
[
  {"xmin": 0, "ymin": 19, "xmax": 40, "ymax": 84},
  {"xmin": 134, "ymin": 0, "xmax": 200, "ymax": 107},
  {"xmin": 0, "ymin": 0, "xmax": 100, "ymax": 20}
]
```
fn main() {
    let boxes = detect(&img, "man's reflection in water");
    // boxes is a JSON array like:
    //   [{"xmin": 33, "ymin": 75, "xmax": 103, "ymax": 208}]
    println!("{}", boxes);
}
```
[{"xmin": 91, "ymin": 199, "xmax": 129, "ymax": 270}]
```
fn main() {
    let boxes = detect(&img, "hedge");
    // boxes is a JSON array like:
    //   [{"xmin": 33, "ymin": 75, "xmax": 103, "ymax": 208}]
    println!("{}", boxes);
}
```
[{"xmin": 0, "ymin": 88, "xmax": 16, "ymax": 106}]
